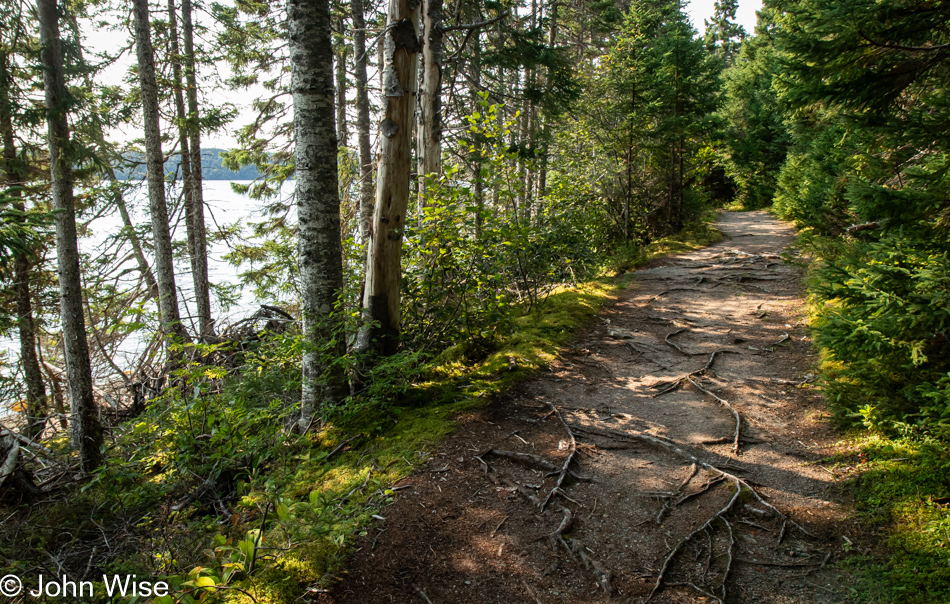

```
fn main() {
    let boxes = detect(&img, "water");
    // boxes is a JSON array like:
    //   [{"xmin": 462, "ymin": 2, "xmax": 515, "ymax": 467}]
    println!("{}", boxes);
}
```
[{"xmin": 1, "ymin": 180, "xmax": 296, "ymax": 414}]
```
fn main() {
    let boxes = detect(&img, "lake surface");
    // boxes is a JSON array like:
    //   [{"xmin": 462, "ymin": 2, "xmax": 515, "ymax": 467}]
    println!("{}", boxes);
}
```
[{"xmin": 1, "ymin": 180, "xmax": 296, "ymax": 409}]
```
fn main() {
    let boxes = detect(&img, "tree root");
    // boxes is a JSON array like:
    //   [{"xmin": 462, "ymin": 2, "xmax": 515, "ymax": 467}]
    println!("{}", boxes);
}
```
[
  {"xmin": 652, "ymin": 350, "xmax": 733, "ymax": 396},
  {"xmin": 482, "ymin": 449, "xmax": 559, "ymax": 472},
  {"xmin": 567, "ymin": 423, "xmax": 818, "ymax": 601},
  {"xmin": 475, "ymin": 455, "xmax": 541, "ymax": 506},
  {"xmin": 539, "ymin": 403, "xmax": 577, "ymax": 512},
  {"xmin": 664, "ymin": 328, "xmax": 689, "ymax": 355},
  {"xmin": 568, "ymin": 538, "xmax": 613, "ymax": 595},
  {"xmin": 686, "ymin": 377, "xmax": 742, "ymax": 455}
]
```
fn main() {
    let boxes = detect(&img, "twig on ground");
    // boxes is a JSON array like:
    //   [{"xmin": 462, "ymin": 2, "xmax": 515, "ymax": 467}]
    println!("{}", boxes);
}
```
[{"xmin": 413, "ymin": 585, "xmax": 434, "ymax": 604}]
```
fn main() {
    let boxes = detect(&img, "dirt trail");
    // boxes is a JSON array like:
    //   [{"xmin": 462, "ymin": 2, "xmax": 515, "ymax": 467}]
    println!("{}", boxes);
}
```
[{"xmin": 323, "ymin": 212, "xmax": 853, "ymax": 603}]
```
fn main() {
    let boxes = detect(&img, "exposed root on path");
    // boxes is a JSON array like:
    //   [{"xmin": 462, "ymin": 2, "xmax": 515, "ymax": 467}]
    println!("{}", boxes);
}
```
[
  {"xmin": 539, "ymin": 403, "xmax": 577, "ymax": 512},
  {"xmin": 686, "ymin": 377, "xmax": 742, "ymax": 455},
  {"xmin": 567, "ymin": 422, "xmax": 821, "ymax": 602},
  {"xmin": 652, "ymin": 349, "xmax": 732, "ymax": 396}
]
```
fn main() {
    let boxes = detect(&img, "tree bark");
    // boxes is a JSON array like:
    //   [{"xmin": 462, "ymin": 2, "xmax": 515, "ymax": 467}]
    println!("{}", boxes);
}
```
[
  {"xmin": 351, "ymin": 0, "xmax": 374, "ymax": 244},
  {"xmin": 168, "ymin": 0, "xmax": 211, "ymax": 340},
  {"xmin": 356, "ymin": 0, "xmax": 421, "ymax": 356},
  {"xmin": 335, "ymin": 15, "xmax": 349, "ymax": 149},
  {"xmin": 132, "ymin": 0, "xmax": 190, "ymax": 347},
  {"xmin": 1, "ymin": 57, "xmax": 48, "ymax": 439},
  {"xmin": 36, "ymin": 0, "xmax": 103, "ymax": 471},
  {"xmin": 180, "ymin": 0, "xmax": 214, "ymax": 340},
  {"xmin": 469, "ymin": 32, "xmax": 483, "ymax": 238},
  {"xmin": 288, "ymin": 0, "xmax": 347, "ymax": 429},
  {"xmin": 417, "ymin": 0, "xmax": 442, "ymax": 192}
]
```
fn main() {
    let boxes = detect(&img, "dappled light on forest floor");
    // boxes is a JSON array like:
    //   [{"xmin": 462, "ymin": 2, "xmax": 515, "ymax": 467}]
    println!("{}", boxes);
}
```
[{"xmin": 325, "ymin": 212, "xmax": 853, "ymax": 604}]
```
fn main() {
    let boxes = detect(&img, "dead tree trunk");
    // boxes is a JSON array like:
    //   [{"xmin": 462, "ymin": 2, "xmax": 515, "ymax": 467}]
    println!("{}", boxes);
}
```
[
  {"xmin": 131, "ymin": 0, "xmax": 190, "ymax": 347},
  {"xmin": 181, "ymin": 0, "xmax": 214, "ymax": 341},
  {"xmin": 288, "ymin": 0, "xmax": 347, "ymax": 429},
  {"xmin": 37, "ymin": 0, "xmax": 103, "ymax": 471},
  {"xmin": 351, "ymin": 0, "xmax": 374, "ymax": 244},
  {"xmin": 356, "ymin": 0, "xmax": 421, "ymax": 356},
  {"xmin": 417, "ymin": 0, "xmax": 442, "ymax": 194}
]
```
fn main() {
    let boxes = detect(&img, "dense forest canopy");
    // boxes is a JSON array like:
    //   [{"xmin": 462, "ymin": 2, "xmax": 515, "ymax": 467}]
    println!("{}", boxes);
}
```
[{"xmin": 1, "ymin": 0, "xmax": 948, "ymax": 600}]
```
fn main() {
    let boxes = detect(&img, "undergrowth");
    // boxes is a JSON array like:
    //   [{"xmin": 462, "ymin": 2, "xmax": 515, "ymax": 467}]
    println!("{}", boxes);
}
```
[
  {"xmin": 0, "ymin": 224, "xmax": 721, "ymax": 604},
  {"xmin": 833, "ymin": 433, "xmax": 950, "ymax": 604},
  {"xmin": 799, "ymin": 230, "xmax": 950, "ymax": 603}
]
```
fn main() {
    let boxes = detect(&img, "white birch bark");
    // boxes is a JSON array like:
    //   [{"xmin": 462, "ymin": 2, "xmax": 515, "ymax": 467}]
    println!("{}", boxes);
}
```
[{"xmin": 288, "ymin": 0, "xmax": 347, "ymax": 429}]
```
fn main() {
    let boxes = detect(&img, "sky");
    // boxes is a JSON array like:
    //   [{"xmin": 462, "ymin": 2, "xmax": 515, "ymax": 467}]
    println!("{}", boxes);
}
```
[
  {"xmin": 86, "ymin": 0, "xmax": 765, "ymax": 149},
  {"xmin": 686, "ymin": 0, "xmax": 763, "ymax": 35}
]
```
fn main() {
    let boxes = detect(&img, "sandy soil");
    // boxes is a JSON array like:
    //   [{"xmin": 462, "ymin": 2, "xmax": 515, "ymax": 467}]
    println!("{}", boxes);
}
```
[{"xmin": 320, "ymin": 211, "xmax": 856, "ymax": 603}]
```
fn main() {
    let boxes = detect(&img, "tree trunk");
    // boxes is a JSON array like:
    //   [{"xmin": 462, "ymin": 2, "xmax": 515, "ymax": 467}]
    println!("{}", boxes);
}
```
[
  {"xmin": 469, "ymin": 33, "xmax": 483, "ymax": 238},
  {"xmin": 36, "ymin": 0, "xmax": 103, "ymax": 471},
  {"xmin": 132, "ymin": 0, "xmax": 190, "ymax": 347},
  {"xmin": 181, "ymin": 0, "xmax": 214, "ymax": 340},
  {"xmin": 357, "ymin": 0, "xmax": 421, "ymax": 356},
  {"xmin": 351, "ymin": 0, "xmax": 374, "ymax": 244},
  {"xmin": 169, "ymin": 0, "xmax": 207, "ymax": 339},
  {"xmin": 335, "ymin": 15, "xmax": 349, "ymax": 150},
  {"xmin": 1, "ymin": 53, "xmax": 48, "ymax": 439},
  {"xmin": 61, "ymin": 16, "xmax": 159, "ymax": 299},
  {"xmin": 0, "ymin": 430, "xmax": 41, "ymax": 504},
  {"xmin": 288, "ymin": 0, "xmax": 347, "ymax": 429},
  {"xmin": 417, "ymin": 0, "xmax": 442, "ymax": 192}
]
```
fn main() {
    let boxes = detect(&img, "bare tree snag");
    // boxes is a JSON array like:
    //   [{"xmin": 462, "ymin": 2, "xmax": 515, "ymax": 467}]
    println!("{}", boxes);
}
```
[
  {"xmin": 357, "ymin": 0, "xmax": 421, "ymax": 356},
  {"xmin": 417, "ymin": 0, "xmax": 442, "ymax": 192},
  {"xmin": 37, "ymin": 0, "xmax": 103, "ymax": 471}
]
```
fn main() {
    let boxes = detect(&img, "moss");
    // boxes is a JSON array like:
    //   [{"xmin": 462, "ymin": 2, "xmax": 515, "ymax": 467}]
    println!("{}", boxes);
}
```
[{"xmin": 829, "ymin": 434, "xmax": 950, "ymax": 604}]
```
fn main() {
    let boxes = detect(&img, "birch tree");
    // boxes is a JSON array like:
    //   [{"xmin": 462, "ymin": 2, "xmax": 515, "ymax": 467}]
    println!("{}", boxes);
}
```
[
  {"xmin": 36, "ymin": 0, "xmax": 102, "ymax": 471},
  {"xmin": 288, "ymin": 0, "xmax": 346, "ymax": 428},
  {"xmin": 417, "ymin": 0, "xmax": 442, "ymax": 189}
]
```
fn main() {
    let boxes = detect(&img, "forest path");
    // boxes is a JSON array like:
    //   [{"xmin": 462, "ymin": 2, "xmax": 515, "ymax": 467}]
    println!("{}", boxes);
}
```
[{"xmin": 323, "ymin": 211, "xmax": 853, "ymax": 604}]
